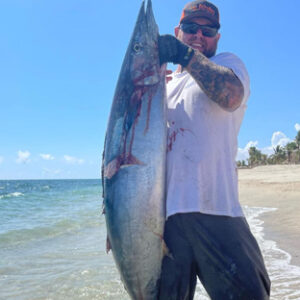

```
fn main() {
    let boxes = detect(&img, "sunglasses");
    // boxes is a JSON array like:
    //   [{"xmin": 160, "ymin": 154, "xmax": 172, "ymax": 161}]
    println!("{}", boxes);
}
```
[{"xmin": 179, "ymin": 23, "xmax": 218, "ymax": 37}]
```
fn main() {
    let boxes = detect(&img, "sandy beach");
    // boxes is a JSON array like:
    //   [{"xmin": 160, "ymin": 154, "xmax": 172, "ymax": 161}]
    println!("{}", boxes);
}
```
[{"xmin": 238, "ymin": 165, "xmax": 300, "ymax": 267}]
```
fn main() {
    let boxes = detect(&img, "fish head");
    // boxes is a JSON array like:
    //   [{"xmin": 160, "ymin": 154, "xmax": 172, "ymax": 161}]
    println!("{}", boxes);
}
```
[{"xmin": 129, "ymin": 0, "xmax": 162, "ymax": 87}]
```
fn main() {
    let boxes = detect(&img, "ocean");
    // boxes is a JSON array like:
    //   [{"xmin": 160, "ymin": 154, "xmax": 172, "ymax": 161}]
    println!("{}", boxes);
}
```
[{"xmin": 0, "ymin": 180, "xmax": 299, "ymax": 300}]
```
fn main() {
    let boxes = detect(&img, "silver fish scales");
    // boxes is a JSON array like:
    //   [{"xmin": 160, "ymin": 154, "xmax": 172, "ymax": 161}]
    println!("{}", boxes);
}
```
[{"xmin": 101, "ymin": 0, "xmax": 167, "ymax": 299}]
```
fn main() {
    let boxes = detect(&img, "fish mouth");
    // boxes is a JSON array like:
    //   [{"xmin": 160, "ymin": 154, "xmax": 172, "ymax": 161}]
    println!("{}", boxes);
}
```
[{"xmin": 128, "ymin": 0, "xmax": 160, "ymax": 87}]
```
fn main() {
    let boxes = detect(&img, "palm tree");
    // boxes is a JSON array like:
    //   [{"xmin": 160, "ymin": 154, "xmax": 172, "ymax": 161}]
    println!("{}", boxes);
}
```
[
  {"xmin": 248, "ymin": 146, "xmax": 263, "ymax": 167},
  {"xmin": 296, "ymin": 130, "xmax": 300, "ymax": 149},
  {"xmin": 295, "ymin": 131, "xmax": 300, "ymax": 163},
  {"xmin": 261, "ymin": 154, "xmax": 268, "ymax": 165},
  {"xmin": 285, "ymin": 142, "xmax": 297, "ymax": 163},
  {"xmin": 272, "ymin": 145, "xmax": 286, "ymax": 164},
  {"xmin": 236, "ymin": 160, "xmax": 248, "ymax": 168}
]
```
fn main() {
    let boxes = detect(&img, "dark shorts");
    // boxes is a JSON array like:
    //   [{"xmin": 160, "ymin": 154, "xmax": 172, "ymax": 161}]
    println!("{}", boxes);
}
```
[{"xmin": 158, "ymin": 213, "xmax": 270, "ymax": 300}]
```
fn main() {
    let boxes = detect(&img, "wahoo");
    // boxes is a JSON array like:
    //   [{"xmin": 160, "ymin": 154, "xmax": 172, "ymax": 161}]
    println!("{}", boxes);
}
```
[{"xmin": 101, "ymin": 0, "xmax": 167, "ymax": 299}]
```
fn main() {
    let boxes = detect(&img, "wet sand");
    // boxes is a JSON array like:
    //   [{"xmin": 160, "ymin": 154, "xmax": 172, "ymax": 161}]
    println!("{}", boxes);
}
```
[{"xmin": 238, "ymin": 165, "xmax": 300, "ymax": 267}]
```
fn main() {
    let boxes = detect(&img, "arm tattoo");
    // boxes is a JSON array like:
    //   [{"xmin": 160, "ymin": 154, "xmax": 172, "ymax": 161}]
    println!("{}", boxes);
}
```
[{"xmin": 186, "ymin": 51, "xmax": 244, "ymax": 111}]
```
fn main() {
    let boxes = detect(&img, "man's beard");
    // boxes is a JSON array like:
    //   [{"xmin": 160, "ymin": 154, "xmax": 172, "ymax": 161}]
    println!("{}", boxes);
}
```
[
  {"xmin": 186, "ymin": 39, "xmax": 218, "ymax": 58},
  {"xmin": 202, "ymin": 44, "xmax": 217, "ymax": 58}
]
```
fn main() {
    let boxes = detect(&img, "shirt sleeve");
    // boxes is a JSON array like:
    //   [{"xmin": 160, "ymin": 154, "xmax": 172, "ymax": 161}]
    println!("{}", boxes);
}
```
[{"xmin": 210, "ymin": 52, "xmax": 250, "ymax": 105}]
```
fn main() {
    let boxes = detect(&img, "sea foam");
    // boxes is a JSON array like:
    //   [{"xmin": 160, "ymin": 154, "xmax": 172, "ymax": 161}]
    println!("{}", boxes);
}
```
[
  {"xmin": 245, "ymin": 206, "xmax": 300, "ymax": 299},
  {"xmin": 0, "ymin": 192, "xmax": 24, "ymax": 199}
]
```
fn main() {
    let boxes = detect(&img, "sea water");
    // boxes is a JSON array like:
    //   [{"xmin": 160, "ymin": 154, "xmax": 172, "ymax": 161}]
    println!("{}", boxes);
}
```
[{"xmin": 0, "ymin": 180, "xmax": 299, "ymax": 300}]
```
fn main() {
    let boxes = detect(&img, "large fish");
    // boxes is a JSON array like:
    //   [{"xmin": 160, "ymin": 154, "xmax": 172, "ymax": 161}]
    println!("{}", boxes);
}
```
[{"xmin": 101, "ymin": 0, "xmax": 167, "ymax": 299}]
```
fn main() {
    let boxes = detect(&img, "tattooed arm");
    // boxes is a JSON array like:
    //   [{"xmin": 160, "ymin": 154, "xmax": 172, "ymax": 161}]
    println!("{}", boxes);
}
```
[
  {"xmin": 186, "ymin": 51, "xmax": 244, "ymax": 112},
  {"xmin": 158, "ymin": 34, "xmax": 244, "ymax": 111}
]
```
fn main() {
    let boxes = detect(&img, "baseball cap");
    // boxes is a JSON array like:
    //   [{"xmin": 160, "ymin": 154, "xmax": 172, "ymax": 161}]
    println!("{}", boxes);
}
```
[{"xmin": 180, "ymin": 0, "xmax": 220, "ymax": 29}]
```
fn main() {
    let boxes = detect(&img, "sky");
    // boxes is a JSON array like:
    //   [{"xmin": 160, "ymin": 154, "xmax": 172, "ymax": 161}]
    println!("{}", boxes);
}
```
[{"xmin": 0, "ymin": 0, "xmax": 299, "ymax": 179}]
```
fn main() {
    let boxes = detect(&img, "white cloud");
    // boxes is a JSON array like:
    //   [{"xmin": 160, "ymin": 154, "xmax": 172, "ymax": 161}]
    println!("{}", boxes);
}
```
[
  {"xmin": 0, "ymin": 156, "xmax": 3, "ymax": 164},
  {"xmin": 237, "ymin": 141, "xmax": 258, "ymax": 161},
  {"xmin": 64, "ymin": 155, "xmax": 84, "ymax": 165},
  {"xmin": 271, "ymin": 131, "xmax": 291, "ymax": 148},
  {"xmin": 295, "ymin": 123, "xmax": 300, "ymax": 132},
  {"xmin": 40, "ymin": 154, "xmax": 54, "ymax": 160},
  {"xmin": 16, "ymin": 150, "xmax": 31, "ymax": 164},
  {"xmin": 237, "ymin": 129, "xmax": 295, "ymax": 162},
  {"xmin": 260, "ymin": 146, "xmax": 274, "ymax": 156}
]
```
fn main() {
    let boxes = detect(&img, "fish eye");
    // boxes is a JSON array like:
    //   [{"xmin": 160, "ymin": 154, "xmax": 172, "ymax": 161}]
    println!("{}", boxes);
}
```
[{"xmin": 133, "ymin": 43, "xmax": 142, "ymax": 52}]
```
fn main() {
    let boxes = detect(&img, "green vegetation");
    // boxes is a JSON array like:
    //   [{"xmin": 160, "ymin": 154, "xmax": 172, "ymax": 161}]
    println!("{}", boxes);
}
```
[{"xmin": 237, "ymin": 130, "xmax": 300, "ymax": 168}]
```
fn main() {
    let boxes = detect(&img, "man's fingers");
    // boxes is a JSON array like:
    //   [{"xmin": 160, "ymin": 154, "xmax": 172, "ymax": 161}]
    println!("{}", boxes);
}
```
[{"xmin": 166, "ymin": 69, "xmax": 173, "ymax": 83}]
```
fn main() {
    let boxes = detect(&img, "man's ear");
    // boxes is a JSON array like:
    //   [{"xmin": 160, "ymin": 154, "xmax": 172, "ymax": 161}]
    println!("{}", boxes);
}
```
[{"xmin": 174, "ymin": 26, "xmax": 179, "ymax": 37}]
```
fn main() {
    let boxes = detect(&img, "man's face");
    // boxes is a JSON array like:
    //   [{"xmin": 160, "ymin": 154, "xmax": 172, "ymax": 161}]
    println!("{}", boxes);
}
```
[{"xmin": 175, "ymin": 18, "xmax": 220, "ymax": 58}]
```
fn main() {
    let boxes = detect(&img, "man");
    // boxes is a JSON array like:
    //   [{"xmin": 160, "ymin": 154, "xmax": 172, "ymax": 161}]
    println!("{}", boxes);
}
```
[{"xmin": 157, "ymin": 1, "xmax": 271, "ymax": 299}]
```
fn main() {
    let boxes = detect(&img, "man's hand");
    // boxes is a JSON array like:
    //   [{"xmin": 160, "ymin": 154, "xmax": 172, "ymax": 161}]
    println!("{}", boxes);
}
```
[{"xmin": 158, "ymin": 35, "xmax": 194, "ymax": 67}]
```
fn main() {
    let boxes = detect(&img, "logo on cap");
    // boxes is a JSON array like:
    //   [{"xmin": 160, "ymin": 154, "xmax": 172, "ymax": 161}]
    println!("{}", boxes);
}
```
[{"xmin": 190, "ymin": 3, "xmax": 215, "ymax": 16}]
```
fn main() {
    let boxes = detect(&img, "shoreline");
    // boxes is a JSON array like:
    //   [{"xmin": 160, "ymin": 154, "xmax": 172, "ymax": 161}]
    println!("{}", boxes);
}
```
[{"xmin": 238, "ymin": 165, "xmax": 300, "ymax": 267}]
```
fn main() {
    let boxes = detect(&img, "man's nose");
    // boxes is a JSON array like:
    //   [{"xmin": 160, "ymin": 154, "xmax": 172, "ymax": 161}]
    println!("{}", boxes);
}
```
[{"xmin": 195, "ymin": 28, "xmax": 204, "ymax": 37}]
